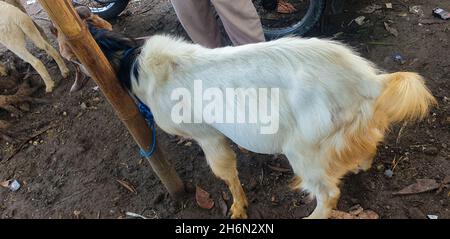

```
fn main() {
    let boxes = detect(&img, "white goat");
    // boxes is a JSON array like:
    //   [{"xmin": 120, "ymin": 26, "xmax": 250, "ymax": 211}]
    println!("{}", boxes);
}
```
[
  {"xmin": 0, "ymin": 1, "xmax": 69, "ymax": 92},
  {"xmin": 88, "ymin": 27, "xmax": 436, "ymax": 219}
]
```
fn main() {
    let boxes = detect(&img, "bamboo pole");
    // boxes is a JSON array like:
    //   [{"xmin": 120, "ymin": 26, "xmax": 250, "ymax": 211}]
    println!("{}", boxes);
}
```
[{"xmin": 37, "ymin": 0, "xmax": 185, "ymax": 199}]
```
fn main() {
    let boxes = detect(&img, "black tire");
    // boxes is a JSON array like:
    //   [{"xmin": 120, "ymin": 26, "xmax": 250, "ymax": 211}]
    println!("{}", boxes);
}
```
[
  {"xmin": 262, "ymin": 0, "xmax": 326, "ymax": 39},
  {"xmin": 89, "ymin": 0, "xmax": 130, "ymax": 20}
]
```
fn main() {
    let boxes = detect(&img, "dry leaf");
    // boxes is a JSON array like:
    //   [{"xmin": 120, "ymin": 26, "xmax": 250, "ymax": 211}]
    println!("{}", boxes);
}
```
[
  {"xmin": 196, "ymin": 186, "xmax": 214, "ymax": 209},
  {"xmin": 331, "ymin": 206, "xmax": 379, "ymax": 219},
  {"xmin": 0, "ymin": 180, "xmax": 10, "ymax": 188},
  {"xmin": 393, "ymin": 179, "xmax": 440, "ymax": 195},
  {"xmin": 116, "ymin": 179, "xmax": 137, "ymax": 194},
  {"xmin": 384, "ymin": 22, "xmax": 399, "ymax": 37}
]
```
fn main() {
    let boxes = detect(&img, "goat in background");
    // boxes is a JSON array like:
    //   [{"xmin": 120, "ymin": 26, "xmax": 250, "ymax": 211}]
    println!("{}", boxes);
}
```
[{"xmin": 0, "ymin": 0, "xmax": 69, "ymax": 92}]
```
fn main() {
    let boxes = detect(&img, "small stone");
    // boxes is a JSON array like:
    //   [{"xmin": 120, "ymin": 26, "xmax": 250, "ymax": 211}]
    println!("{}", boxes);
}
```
[
  {"xmin": 62, "ymin": 111, "xmax": 67, "ymax": 116},
  {"xmin": 376, "ymin": 164, "xmax": 384, "ymax": 171},
  {"xmin": 73, "ymin": 210, "xmax": 81, "ymax": 218},
  {"xmin": 384, "ymin": 169, "xmax": 394, "ymax": 178},
  {"xmin": 427, "ymin": 215, "xmax": 438, "ymax": 219},
  {"xmin": 80, "ymin": 102, "xmax": 88, "ymax": 110}
]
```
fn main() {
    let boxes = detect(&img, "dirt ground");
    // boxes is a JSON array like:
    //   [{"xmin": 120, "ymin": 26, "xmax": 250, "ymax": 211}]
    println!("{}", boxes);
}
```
[{"xmin": 0, "ymin": 0, "xmax": 449, "ymax": 219}]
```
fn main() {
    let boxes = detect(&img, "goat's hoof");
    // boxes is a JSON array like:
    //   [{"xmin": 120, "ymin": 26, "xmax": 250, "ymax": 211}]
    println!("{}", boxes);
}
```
[
  {"xmin": 61, "ymin": 68, "xmax": 70, "ymax": 79},
  {"xmin": 45, "ymin": 83, "xmax": 55, "ymax": 93},
  {"xmin": 230, "ymin": 204, "xmax": 248, "ymax": 219}
]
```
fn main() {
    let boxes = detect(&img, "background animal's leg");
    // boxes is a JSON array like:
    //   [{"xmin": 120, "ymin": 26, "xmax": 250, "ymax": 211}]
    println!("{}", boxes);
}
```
[
  {"xmin": 285, "ymin": 148, "xmax": 341, "ymax": 219},
  {"xmin": 20, "ymin": 18, "xmax": 70, "ymax": 78},
  {"xmin": 198, "ymin": 136, "xmax": 248, "ymax": 219},
  {"xmin": 0, "ymin": 30, "xmax": 54, "ymax": 92},
  {"xmin": 5, "ymin": 0, "xmax": 49, "ymax": 41},
  {"xmin": 70, "ymin": 64, "xmax": 88, "ymax": 92},
  {"xmin": 0, "ymin": 62, "xmax": 7, "ymax": 76}
]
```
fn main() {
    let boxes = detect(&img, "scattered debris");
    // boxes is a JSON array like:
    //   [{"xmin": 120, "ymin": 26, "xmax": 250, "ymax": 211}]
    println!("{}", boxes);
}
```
[
  {"xmin": 0, "ymin": 179, "xmax": 21, "ymax": 192},
  {"xmin": 116, "ymin": 179, "xmax": 138, "ymax": 194},
  {"xmin": 433, "ymin": 8, "xmax": 450, "ymax": 20},
  {"xmin": 385, "ymin": 3, "xmax": 393, "ymax": 9},
  {"xmin": 398, "ymin": 12, "xmax": 408, "ymax": 17},
  {"xmin": 427, "ymin": 214, "xmax": 438, "ymax": 219},
  {"xmin": 0, "ymin": 80, "xmax": 48, "ymax": 116},
  {"xmin": 330, "ymin": 205, "xmax": 379, "ymax": 219},
  {"xmin": 184, "ymin": 141, "xmax": 192, "ymax": 147},
  {"xmin": 360, "ymin": 4, "xmax": 382, "ymax": 14},
  {"xmin": 354, "ymin": 16, "xmax": 366, "ymax": 26},
  {"xmin": 393, "ymin": 53, "xmax": 406, "ymax": 64},
  {"xmin": 393, "ymin": 179, "xmax": 440, "ymax": 195},
  {"xmin": 73, "ymin": 210, "xmax": 81, "ymax": 219},
  {"xmin": 195, "ymin": 186, "xmax": 214, "ymax": 209},
  {"xmin": 384, "ymin": 169, "xmax": 394, "ymax": 178},
  {"xmin": 92, "ymin": 86, "xmax": 100, "ymax": 91},
  {"xmin": 409, "ymin": 5, "xmax": 424, "ymax": 17},
  {"xmin": 80, "ymin": 102, "xmax": 88, "ymax": 110},
  {"xmin": 126, "ymin": 212, "xmax": 148, "ymax": 219},
  {"xmin": 384, "ymin": 22, "xmax": 399, "ymax": 37},
  {"xmin": 276, "ymin": 0, "xmax": 297, "ymax": 14}
]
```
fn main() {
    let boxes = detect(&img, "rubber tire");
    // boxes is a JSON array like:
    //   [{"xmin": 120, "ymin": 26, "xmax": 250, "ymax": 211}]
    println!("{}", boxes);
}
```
[
  {"xmin": 263, "ymin": 0, "xmax": 326, "ymax": 39},
  {"xmin": 94, "ymin": 0, "xmax": 130, "ymax": 20}
]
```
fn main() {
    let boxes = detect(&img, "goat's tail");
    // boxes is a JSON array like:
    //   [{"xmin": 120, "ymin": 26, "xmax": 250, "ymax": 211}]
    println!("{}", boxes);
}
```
[{"xmin": 375, "ymin": 72, "xmax": 437, "ymax": 123}]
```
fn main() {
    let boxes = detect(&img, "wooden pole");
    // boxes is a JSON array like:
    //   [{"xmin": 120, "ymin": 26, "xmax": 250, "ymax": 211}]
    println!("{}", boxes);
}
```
[{"xmin": 37, "ymin": 0, "xmax": 185, "ymax": 199}]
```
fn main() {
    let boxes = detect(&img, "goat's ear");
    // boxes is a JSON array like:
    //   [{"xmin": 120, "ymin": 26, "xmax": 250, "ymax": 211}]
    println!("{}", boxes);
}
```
[{"xmin": 148, "ymin": 54, "xmax": 178, "ymax": 85}]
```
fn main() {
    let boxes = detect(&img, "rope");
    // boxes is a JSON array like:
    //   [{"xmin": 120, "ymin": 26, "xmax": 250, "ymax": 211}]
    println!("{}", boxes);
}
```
[{"xmin": 137, "ymin": 98, "xmax": 157, "ymax": 159}]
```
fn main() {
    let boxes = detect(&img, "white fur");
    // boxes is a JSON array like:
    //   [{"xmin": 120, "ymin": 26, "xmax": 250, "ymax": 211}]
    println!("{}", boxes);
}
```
[{"xmin": 132, "ymin": 35, "xmax": 385, "ymax": 219}]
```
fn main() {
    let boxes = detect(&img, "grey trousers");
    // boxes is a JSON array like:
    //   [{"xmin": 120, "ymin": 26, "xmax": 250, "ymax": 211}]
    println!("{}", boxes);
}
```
[{"xmin": 171, "ymin": 0, "xmax": 265, "ymax": 48}]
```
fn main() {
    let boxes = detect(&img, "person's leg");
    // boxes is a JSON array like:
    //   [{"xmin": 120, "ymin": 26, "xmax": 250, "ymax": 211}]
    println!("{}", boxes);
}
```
[
  {"xmin": 211, "ymin": 0, "xmax": 265, "ymax": 46},
  {"xmin": 171, "ymin": 0, "xmax": 222, "ymax": 48}
]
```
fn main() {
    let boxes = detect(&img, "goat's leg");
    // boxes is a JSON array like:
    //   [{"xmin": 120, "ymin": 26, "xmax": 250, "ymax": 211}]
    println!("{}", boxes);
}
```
[
  {"xmin": 285, "ymin": 148, "xmax": 341, "ymax": 219},
  {"xmin": 0, "ymin": 62, "xmax": 7, "ymax": 76},
  {"xmin": 198, "ymin": 136, "xmax": 248, "ymax": 219},
  {"xmin": 0, "ymin": 31, "xmax": 55, "ymax": 92},
  {"xmin": 20, "ymin": 18, "xmax": 70, "ymax": 79}
]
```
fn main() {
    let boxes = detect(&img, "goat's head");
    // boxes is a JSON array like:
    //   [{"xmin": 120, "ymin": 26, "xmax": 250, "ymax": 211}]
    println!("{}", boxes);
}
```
[{"xmin": 87, "ymin": 23, "xmax": 140, "ymax": 90}]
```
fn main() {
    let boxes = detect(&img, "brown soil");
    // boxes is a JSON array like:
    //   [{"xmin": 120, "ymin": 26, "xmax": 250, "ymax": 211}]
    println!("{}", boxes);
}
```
[{"xmin": 0, "ymin": 0, "xmax": 449, "ymax": 219}]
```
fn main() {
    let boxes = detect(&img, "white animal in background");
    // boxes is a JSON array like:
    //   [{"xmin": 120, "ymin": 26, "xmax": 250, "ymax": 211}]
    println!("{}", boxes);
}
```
[{"xmin": 0, "ymin": 1, "xmax": 69, "ymax": 92}]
